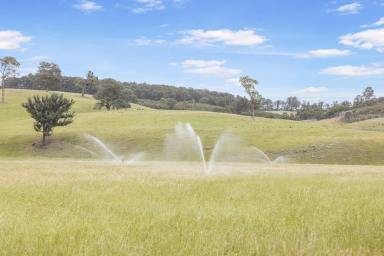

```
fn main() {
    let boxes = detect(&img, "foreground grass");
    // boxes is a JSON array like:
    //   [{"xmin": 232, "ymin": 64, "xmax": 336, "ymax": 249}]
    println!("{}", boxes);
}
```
[
  {"xmin": 2, "ymin": 89, "xmax": 384, "ymax": 164},
  {"xmin": 1, "ymin": 161, "xmax": 384, "ymax": 255}
]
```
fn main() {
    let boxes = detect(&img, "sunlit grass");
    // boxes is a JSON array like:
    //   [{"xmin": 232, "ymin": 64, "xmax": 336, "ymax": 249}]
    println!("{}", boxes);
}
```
[
  {"xmin": 2, "ymin": 89, "xmax": 384, "ymax": 164},
  {"xmin": 0, "ymin": 161, "xmax": 384, "ymax": 255}
]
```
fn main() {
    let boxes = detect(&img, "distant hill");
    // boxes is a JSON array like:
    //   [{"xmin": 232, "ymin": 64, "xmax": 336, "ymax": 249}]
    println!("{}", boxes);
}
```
[
  {"xmin": 2, "ymin": 89, "xmax": 384, "ymax": 165},
  {"xmin": 342, "ymin": 102, "xmax": 384, "ymax": 123}
]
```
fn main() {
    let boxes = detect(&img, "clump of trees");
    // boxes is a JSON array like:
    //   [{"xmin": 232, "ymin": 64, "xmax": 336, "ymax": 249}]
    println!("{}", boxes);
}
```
[
  {"xmin": 78, "ymin": 71, "xmax": 98, "ymax": 97},
  {"xmin": 0, "ymin": 56, "xmax": 20, "ymax": 103},
  {"xmin": 22, "ymin": 94, "xmax": 75, "ymax": 145},
  {"xmin": 35, "ymin": 62, "xmax": 62, "ymax": 91},
  {"xmin": 94, "ymin": 79, "xmax": 134, "ymax": 110}
]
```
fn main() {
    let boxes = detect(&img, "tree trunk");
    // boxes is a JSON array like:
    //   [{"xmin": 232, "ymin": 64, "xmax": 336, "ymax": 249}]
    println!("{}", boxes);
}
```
[
  {"xmin": 250, "ymin": 101, "xmax": 255, "ymax": 121},
  {"xmin": 82, "ymin": 86, "xmax": 85, "ymax": 97},
  {"xmin": 1, "ymin": 78, "xmax": 5, "ymax": 104},
  {"xmin": 42, "ymin": 132, "xmax": 47, "ymax": 146}
]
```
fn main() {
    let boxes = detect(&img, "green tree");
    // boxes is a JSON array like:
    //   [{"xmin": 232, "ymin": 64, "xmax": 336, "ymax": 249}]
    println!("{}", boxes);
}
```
[
  {"xmin": 161, "ymin": 97, "xmax": 178, "ymax": 109},
  {"xmin": 286, "ymin": 96, "xmax": 301, "ymax": 111},
  {"xmin": 362, "ymin": 86, "xmax": 375, "ymax": 102},
  {"xmin": 239, "ymin": 76, "xmax": 262, "ymax": 120},
  {"xmin": 22, "ymin": 94, "xmax": 75, "ymax": 145},
  {"xmin": 0, "ymin": 56, "xmax": 20, "ymax": 103},
  {"xmin": 94, "ymin": 79, "xmax": 131, "ymax": 110},
  {"xmin": 34, "ymin": 62, "xmax": 62, "ymax": 91},
  {"xmin": 78, "ymin": 70, "xmax": 98, "ymax": 97}
]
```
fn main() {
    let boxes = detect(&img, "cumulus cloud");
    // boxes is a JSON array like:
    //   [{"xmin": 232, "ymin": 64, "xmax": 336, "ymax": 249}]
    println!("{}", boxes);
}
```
[
  {"xmin": 361, "ymin": 17, "xmax": 384, "ymax": 28},
  {"xmin": 296, "ymin": 86, "xmax": 328, "ymax": 94},
  {"xmin": 299, "ymin": 48, "xmax": 351, "ymax": 58},
  {"xmin": 339, "ymin": 28, "xmax": 384, "ymax": 52},
  {"xmin": 321, "ymin": 65, "xmax": 384, "ymax": 76},
  {"xmin": 179, "ymin": 29, "xmax": 266, "ymax": 46},
  {"xmin": 331, "ymin": 3, "xmax": 362, "ymax": 15},
  {"xmin": 0, "ymin": 30, "xmax": 31, "ymax": 50},
  {"xmin": 182, "ymin": 60, "xmax": 241, "ymax": 77},
  {"xmin": 73, "ymin": 0, "xmax": 103, "ymax": 12}
]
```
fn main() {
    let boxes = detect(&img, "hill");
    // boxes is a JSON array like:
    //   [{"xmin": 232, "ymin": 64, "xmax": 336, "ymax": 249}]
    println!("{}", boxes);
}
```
[
  {"xmin": 2, "ymin": 89, "xmax": 384, "ymax": 164},
  {"xmin": 342, "ymin": 102, "xmax": 384, "ymax": 123}
]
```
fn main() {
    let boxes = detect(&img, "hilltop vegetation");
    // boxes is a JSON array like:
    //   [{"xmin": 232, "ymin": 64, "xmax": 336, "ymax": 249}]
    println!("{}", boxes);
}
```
[
  {"xmin": 7, "ymin": 64, "xmax": 383, "ymax": 123},
  {"xmin": 2, "ymin": 89, "xmax": 384, "ymax": 164}
]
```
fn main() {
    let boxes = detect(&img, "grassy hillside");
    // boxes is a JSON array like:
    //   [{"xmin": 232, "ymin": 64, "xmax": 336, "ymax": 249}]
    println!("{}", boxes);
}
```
[
  {"xmin": 2, "ymin": 89, "xmax": 384, "ymax": 164},
  {"xmin": 1, "ymin": 161, "xmax": 384, "ymax": 255}
]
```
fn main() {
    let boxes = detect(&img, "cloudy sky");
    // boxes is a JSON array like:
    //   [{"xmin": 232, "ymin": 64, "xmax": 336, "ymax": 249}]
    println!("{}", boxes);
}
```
[{"xmin": 1, "ymin": 0, "xmax": 384, "ymax": 101}]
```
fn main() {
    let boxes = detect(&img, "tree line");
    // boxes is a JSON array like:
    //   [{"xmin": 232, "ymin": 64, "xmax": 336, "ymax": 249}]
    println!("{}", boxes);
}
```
[
  {"xmin": 2, "ymin": 57, "xmax": 381, "ymax": 121},
  {"xmin": 2, "ymin": 59, "xmax": 303, "ymax": 116}
]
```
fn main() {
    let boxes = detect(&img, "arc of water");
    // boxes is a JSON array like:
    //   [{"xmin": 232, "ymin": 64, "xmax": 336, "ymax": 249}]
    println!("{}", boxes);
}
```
[
  {"xmin": 85, "ymin": 134, "xmax": 121, "ymax": 162},
  {"xmin": 185, "ymin": 124, "xmax": 207, "ymax": 173}
]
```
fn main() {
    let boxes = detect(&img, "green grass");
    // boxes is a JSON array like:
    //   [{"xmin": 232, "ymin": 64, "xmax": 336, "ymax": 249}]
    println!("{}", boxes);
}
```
[
  {"xmin": 2, "ymin": 89, "xmax": 384, "ymax": 164},
  {"xmin": 3, "ymin": 89, "xmax": 384, "ymax": 255},
  {"xmin": 1, "ymin": 161, "xmax": 384, "ymax": 255}
]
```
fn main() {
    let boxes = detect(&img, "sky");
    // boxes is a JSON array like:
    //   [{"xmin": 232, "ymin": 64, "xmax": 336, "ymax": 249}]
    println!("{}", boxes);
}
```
[{"xmin": 0, "ymin": 0, "xmax": 384, "ymax": 102}]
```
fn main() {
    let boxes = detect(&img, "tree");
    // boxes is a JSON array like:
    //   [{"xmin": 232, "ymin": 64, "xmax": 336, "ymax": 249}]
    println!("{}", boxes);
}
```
[
  {"xmin": 286, "ymin": 96, "xmax": 301, "ymax": 111},
  {"xmin": 362, "ymin": 86, "xmax": 375, "ymax": 103},
  {"xmin": 94, "ymin": 79, "xmax": 131, "ymax": 110},
  {"xmin": 161, "ymin": 97, "xmax": 178, "ymax": 109},
  {"xmin": 0, "ymin": 56, "xmax": 20, "ymax": 103},
  {"xmin": 239, "ymin": 76, "xmax": 262, "ymax": 120},
  {"xmin": 79, "ymin": 70, "xmax": 98, "ymax": 97},
  {"xmin": 34, "ymin": 62, "xmax": 62, "ymax": 91},
  {"xmin": 274, "ymin": 100, "xmax": 284, "ymax": 111},
  {"xmin": 22, "ymin": 94, "xmax": 75, "ymax": 145},
  {"xmin": 353, "ymin": 95, "xmax": 364, "ymax": 107}
]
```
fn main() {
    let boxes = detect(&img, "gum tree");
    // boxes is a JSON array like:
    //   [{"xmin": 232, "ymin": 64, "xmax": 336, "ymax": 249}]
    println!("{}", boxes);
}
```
[
  {"xmin": 34, "ymin": 62, "xmax": 62, "ymax": 91},
  {"xmin": 239, "ymin": 76, "xmax": 262, "ymax": 120},
  {"xmin": 0, "ymin": 56, "xmax": 20, "ymax": 103},
  {"xmin": 79, "ymin": 70, "xmax": 98, "ymax": 97}
]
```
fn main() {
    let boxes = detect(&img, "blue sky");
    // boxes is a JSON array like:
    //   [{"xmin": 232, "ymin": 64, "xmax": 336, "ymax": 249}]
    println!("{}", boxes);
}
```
[{"xmin": 1, "ymin": 0, "xmax": 384, "ymax": 102}]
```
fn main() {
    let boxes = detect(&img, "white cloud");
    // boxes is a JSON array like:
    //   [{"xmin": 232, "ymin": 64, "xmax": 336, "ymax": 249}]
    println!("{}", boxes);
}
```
[
  {"xmin": 296, "ymin": 86, "xmax": 328, "ymax": 94},
  {"xmin": 340, "ymin": 28, "xmax": 384, "ymax": 52},
  {"xmin": 321, "ymin": 65, "xmax": 384, "ymax": 76},
  {"xmin": 225, "ymin": 78, "xmax": 241, "ymax": 86},
  {"xmin": 299, "ymin": 48, "xmax": 351, "ymax": 58},
  {"xmin": 182, "ymin": 60, "xmax": 241, "ymax": 77},
  {"xmin": 73, "ymin": 0, "xmax": 103, "ymax": 12},
  {"xmin": 331, "ymin": 3, "xmax": 362, "ymax": 15},
  {"xmin": 361, "ymin": 17, "xmax": 384, "ymax": 28},
  {"xmin": 132, "ymin": 0, "xmax": 165, "ymax": 13},
  {"xmin": 0, "ymin": 30, "xmax": 31, "ymax": 50},
  {"xmin": 134, "ymin": 37, "xmax": 166, "ymax": 45},
  {"xmin": 179, "ymin": 29, "xmax": 266, "ymax": 46}
]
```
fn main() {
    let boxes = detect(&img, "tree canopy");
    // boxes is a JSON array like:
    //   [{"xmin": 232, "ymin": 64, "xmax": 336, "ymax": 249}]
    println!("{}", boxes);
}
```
[
  {"xmin": 94, "ymin": 79, "xmax": 132, "ymax": 110},
  {"xmin": 0, "ymin": 56, "xmax": 20, "ymax": 103},
  {"xmin": 22, "ymin": 94, "xmax": 75, "ymax": 145},
  {"xmin": 34, "ymin": 62, "xmax": 62, "ymax": 91}
]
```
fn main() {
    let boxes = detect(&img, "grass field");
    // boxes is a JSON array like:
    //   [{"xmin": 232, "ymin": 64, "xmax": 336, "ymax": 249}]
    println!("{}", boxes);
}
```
[
  {"xmin": 2, "ymin": 89, "xmax": 384, "ymax": 165},
  {"xmin": 1, "ymin": 161, "xmax": 384, "ymax": 255},
  {"xmin": 2, "ymin": 89, "xmax": 384, "ymax": 255}
]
